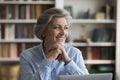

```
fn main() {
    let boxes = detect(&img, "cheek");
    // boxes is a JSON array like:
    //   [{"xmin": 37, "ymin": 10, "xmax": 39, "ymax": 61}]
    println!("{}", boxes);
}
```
[
  {"xmin": 45, "ymin": 31, "xmax": 57, "ymax": 38},
  {"xmin": 65, "ymin": 31, "xmax": 69, "ymax": 37}
]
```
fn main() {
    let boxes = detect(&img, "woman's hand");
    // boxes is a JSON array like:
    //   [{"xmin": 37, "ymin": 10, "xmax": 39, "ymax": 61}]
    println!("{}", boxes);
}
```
[
  {"xmin": 44, "ymin": 43, "xmax": 71, "ymax": 64},
  {"xmin": 44, "ymin": 44, "xmax": 62, "ymax": 62},
  {"xmin": 57, "ymin": 44, "xmax": 71, "ymax": 64}
]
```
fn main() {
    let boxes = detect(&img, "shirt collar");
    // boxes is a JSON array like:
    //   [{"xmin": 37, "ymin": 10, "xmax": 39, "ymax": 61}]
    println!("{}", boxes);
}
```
[{"xmin": 39, "ymin": 42, "xmax": 46, "ymax": 59}]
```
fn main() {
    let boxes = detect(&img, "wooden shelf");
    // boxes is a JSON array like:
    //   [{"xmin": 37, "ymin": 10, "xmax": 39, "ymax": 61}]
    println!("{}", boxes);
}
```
[
  {"xmin": 0, "ymin": 19, "xmax": 37, "ymax": 23},
  {"xmin": 0, "ymin": 19, "xmax": 116, "ymax": 24},
  {"xmin": 0, "ymin": 39, "xmax": 41, "ymax": 43},
  {"xmin": 0, "ymin": 1, "xmax": 55, "ymax": 4},
  {"xmin": 0, "ymin": 40, "xmax": 115, "ymax": 46},
  {"xmin": 72, "ymin": 19, "xmax": 116, "ymax": 24},
  {"xmin": 0, "ymin": 58, "xmax": 115, "ymax": 65},
  {"xmin": 67, "ymin": 42, "xmax": 115, "ymax": 47},
  {"xmin": 0, "ymin": 58, "xmax": 19, "ymax": 63},
  {"xmin": 84, "ymin": 60, "xmax": 115, "ymax": 64}
]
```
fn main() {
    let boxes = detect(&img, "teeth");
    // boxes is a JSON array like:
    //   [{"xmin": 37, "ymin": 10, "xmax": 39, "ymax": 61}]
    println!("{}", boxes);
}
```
[
  {"xmin": 57, "ymin": 37, "xmax": 64, "ymax": 40},
  {"xmin": 56, "ymin": 36, "xmax": 66, "ymax": 40},
  {"xmin": 58, "ymin": 37, "xmax": 64, "ymax": 39}
]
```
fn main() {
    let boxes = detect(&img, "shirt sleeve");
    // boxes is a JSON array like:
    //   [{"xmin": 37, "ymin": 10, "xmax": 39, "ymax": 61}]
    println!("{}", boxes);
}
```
[
  {"xmin": 20, "ymin": 52, "xmax": 54, "ymax": 80},
  {"xmin": 64, "ymin": 48, "xmax": 89, "ymax": 75}
]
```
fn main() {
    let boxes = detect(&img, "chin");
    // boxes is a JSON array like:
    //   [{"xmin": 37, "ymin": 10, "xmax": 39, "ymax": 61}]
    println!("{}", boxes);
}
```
[
  {"xmin": 57, "ymin": 41, "xmax": 65, "ymax": 45},
  {"xmin": 55, "ymin": 39, "xmax": 66, "ymax": 44}
]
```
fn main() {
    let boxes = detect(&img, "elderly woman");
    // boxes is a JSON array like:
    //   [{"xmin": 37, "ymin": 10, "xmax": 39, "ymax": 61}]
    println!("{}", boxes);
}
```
[{"xmin": 20, "ymin": 8, "xmax": 89, "ymax": 80}]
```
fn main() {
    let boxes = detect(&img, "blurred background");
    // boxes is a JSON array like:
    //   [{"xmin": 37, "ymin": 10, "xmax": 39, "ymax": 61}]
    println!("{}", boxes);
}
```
[{"xmin": 0, "ymin": 0, "xmax": 120, "ymax": 80}]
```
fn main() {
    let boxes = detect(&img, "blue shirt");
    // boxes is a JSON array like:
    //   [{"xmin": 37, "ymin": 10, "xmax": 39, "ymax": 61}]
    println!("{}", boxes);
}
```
[{"xmin": 20, "ymin": 42, "xmax": 89, "ymax": 80}]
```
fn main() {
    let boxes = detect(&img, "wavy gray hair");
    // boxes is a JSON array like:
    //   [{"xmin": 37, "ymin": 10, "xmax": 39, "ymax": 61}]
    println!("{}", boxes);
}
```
[{"xmin": 34, "ymin": 8, "xmax": 72, "ymax": 40}]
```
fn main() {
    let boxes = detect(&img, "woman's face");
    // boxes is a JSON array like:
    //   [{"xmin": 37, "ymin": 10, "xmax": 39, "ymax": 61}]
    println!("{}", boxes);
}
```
[{"xmin": 44, "ymin": 17, "xmax": 69, "ymax": 45}]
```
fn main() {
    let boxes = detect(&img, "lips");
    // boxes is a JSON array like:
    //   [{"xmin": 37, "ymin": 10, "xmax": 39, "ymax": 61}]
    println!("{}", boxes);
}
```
[{"xmin": 56, "ymin": 37, "xmax": 66, "ymax": 42}]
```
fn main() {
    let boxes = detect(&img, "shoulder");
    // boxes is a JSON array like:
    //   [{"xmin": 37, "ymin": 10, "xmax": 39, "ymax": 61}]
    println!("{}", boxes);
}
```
[
  {"xmin": 65, "ymin": 43, "xmax": 81, "ymax": 53},
  {"xmin": 64, "ymin": 44, "xmax": 83, "ymax": 60},
  {"xmin": 64, "ymin": 44, "xmax": 82, "ymax": 56},
  {"xmin": 20, "ymin": 44, "xmax": 41, "ymax": 58}
]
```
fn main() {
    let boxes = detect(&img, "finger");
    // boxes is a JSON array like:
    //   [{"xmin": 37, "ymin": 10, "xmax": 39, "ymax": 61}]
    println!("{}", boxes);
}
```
[{"xmin": 56, "ymin": 54, "xmax": 62, "ymax": 61}]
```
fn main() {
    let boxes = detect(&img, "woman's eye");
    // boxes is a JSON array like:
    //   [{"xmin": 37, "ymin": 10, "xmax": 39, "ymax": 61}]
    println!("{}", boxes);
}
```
[
  {"xmin": 65, "ymin": 27, "xmax": 68, "ymax": 30},
  {"xmin": 52, "ymin": 25, "xmax": 69, "ymax": 30},
  {"xmin": 64, "ymin": 26, "xmax": 69, "ymax": 30},
  {"xmin": 52, "ymin": 25, "xmax": 60, "ymax": 29},
  {"xmin": 53, "ymin": 26, "xmax": 59, "ymax": 29}
]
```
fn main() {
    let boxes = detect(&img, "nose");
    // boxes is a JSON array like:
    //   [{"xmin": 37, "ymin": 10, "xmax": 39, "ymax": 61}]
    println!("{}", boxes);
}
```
[{"xmin": 59, "ymin": 28, "xmax": 65, "ymax": 35}]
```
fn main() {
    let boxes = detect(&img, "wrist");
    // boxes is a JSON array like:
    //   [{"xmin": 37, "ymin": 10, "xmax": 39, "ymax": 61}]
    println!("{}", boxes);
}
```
[{"xmin": 64, "ymin": 58, "xmax": 71, "ymax": 65}]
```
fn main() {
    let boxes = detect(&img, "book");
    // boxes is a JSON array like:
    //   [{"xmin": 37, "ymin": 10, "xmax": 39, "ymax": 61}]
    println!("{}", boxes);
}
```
[
  {"xmin": 109, "ymin": 28, "xmax": 116, "ymax": 42},
  {"xmin": 15, "ymin": 24, "xmax": 35, "ymax": 39},
  {"xmin": 100, "ymin": 47, "xmax": 109, "ymax": 59},
  {"xmin": 5, "ymin": 24, "xmax": 15, "ymax": 40},
  {"xmin": 108, "ymin": 47, "xmax": 115, "ymax": 60},
  {"xmin": 2, "ymin": 44, "xmax": 7, "ymax": 58},
  {"xmin": 0, "ymin": 44, "xmax": 2, "ymax": 58},
  {"xmin": 0, "ymin": 5, "xmax": 6, "ymax": 19},
  {"xmin": 17, "ymin": 43, "xmax": 26, "ymax": 57},
  {"xmin": 17, "ymin": 43, "xmax": 24, "ymax": 57},
  {"xmin": 87, "ymin": 47, "xmax": 92, "ymax": 60},
  {"xmin": 26, "ymin": 4, "xmax": 30, "ymax": 19},
  {"xmin": 1, "ymin": 24, "xmax": 5, "ymax": 39},
  {"xmin": 15, "ymin": 24, "xmax": 23, "ymax": 39},
  {"xmin": 0, "ymin": 5, "xmax": 3, "ymax": 19},
  {"xmin": 15, "ymin": 4, "xmax": 19, "ymax": 19},
  {"xmin": 0, "ymin": 64, "xmax": 20, "ymax": 80},
  {"xmin": 10, "ymin": 43, "xmax": 17, "ymax": 58},
  {"xmin": 35, "ymin": 4, "xmax": 42, "ymax": 19},
  {"xmin": 92, "ymin": 28, "xmax": 111, "ymax": 42},
  {"xmin": 15, "ymin": 24, "xmax": 27, "ymax": 39},
  {"xmin": 18, "ymin": 4, "xmax": 26, "ymax": 19},
  {"xmin": 7, "ymin": 43, "xmax": 11, "ymax": 57},
  {"xmin": 92, "ymin": 47, "xmax": 100, "ymax": 59},
  {"xmin": 26, "ymin": 24, "xmax": 34, "ymax": 39},
  {"xmin": 6, "ymin": 4, "xmax": 15, "ymax": 19},
  {"xmin": 0, "ymin": 24, "xmax": 1, "ymax": 39},
  {"xmin": 0, "ymin": 43, "xmax": 17, "ymax": 58},
  {"xmin": 30, "ymin": 5, "xmax": 36, "ymax": 19}
]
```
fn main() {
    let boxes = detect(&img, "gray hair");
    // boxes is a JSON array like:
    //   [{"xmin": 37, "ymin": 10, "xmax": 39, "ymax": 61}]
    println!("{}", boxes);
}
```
[{"xmin": 34, "ymin": 8, "xmax": 72, "ymax": 40}]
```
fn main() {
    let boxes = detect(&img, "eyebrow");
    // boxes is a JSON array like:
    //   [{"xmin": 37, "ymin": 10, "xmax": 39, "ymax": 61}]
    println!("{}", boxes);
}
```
[{"xmin": 51, "ymin": 23, "xmax": 69, "ymax": 26}]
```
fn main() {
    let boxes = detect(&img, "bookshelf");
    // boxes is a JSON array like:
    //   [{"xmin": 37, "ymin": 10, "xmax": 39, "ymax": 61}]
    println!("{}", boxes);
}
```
[
  {"xmin": 72, "ymin": 19, "xmax": 116, "ymax": 23},
  {"xmin": 0, "ymin": 0, "xmax": 62, "ymax": 80},
  {"xmin": 0, "ymin": 0, "xmax": 120, "ymax": 80},
  {"xmin": 0, "ymin": 0, "xmax": 56, "ymax": 55},
  {"xmin": 63, "ymin": 0, "xmax": 119, "ymax": 80}
]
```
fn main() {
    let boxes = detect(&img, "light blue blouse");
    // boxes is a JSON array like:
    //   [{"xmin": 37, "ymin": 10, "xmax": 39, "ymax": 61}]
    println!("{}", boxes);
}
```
[{"xmin": 20, "ymin": 42, "xmax": 89, "ymax": 80}]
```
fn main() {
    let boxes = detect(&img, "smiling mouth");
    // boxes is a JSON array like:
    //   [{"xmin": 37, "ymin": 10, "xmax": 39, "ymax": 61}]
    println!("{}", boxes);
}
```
[{"xmin": 56, "ymin": 37, "xmax": 65, "ymax": 41}]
